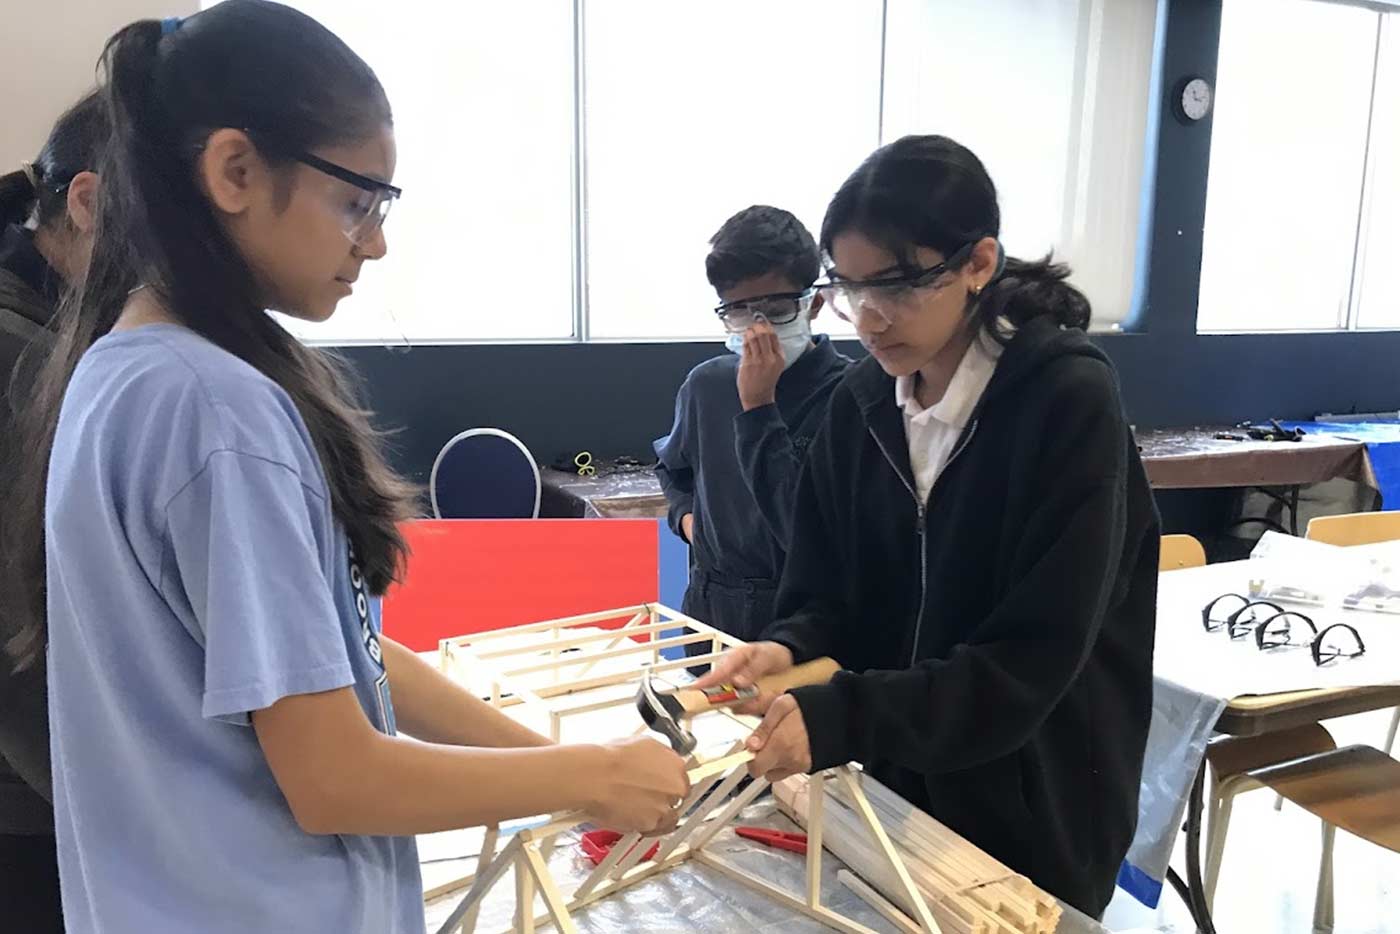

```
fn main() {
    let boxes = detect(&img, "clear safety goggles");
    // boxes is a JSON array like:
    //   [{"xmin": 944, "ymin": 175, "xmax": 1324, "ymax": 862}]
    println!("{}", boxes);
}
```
[
  {"xmin": 814, "ymin": 242, "xmax": 974, "ymax": 328},
  {"xmin": 714, "ymin": 289, "xmax": 815, "ymax": 334},
  {"xmin": 293, "ymin": 150, "xmax": 400, "ymax": 247}
]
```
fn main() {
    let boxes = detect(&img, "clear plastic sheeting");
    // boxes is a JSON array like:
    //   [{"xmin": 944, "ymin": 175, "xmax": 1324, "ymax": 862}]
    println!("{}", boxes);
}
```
[
  {"xmin": 1116, "ymin": 677, "xmax": 1226, "ymax": 908},
  {"xmin": 424, "ymin": 800, "xmax": 892, "ymax": 934},
  {"xmin": 424, "ymin": 800, "xmax": 1109, "ymax": 933},
  {"xmin": 1249, "ymin": 531, "xmax": 1400, "ymax": 614}
]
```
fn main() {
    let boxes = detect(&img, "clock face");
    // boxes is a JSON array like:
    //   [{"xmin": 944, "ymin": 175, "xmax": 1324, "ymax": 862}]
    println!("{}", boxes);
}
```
[{"xmin": 1182, "ymin": 77, "xmax": 1212, "ymax": 121}]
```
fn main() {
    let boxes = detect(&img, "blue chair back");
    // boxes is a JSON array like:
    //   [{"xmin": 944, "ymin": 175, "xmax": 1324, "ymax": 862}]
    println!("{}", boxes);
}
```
[{"xmin": 430, "ymin": 429, "xmax": 541, "ymax": 519}]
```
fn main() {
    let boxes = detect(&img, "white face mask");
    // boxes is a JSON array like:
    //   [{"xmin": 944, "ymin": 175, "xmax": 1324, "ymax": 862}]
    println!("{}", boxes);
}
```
[{"xmin": 725, "ymin": 315, "xmax": 813, "ymax": 369}]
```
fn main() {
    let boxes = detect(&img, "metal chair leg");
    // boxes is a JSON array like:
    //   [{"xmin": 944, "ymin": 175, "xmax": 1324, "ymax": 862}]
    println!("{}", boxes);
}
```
[
  {"xmin": 1384, "ymin": 707, "xmax": 1399, "ymax": 757},
  {"xmin": 1204, "ymin": 789, "xmax": 1234, "ymax": 910},
  {"xmin": 1313, "ymin": 822, "xmax": 1336, "ymax": 934}
]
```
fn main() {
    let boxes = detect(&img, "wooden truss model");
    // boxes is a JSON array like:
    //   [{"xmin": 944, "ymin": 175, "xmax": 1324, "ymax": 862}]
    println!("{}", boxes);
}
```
[{"xmin": 431, "ymin": 604, "xmax": 1053, "ymax": 934}]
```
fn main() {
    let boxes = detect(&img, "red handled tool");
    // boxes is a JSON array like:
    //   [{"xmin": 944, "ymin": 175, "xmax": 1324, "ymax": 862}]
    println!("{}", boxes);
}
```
[
  {"xmin": 735, "ymin": 826, "xmax": 808, "ymax": 855},
  {"xmin": 579, "ymin": 829, "xmax": 659, "ymax": 867}
]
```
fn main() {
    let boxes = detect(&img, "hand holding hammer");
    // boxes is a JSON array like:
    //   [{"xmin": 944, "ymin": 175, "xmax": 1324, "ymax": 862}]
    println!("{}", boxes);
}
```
[{"xmin": 637, "ymin": 646, "xmax": 837, "ymax": 754}]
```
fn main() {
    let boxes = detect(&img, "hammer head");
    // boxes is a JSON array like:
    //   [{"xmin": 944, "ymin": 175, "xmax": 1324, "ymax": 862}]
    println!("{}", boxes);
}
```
[{"xmin": 636, "ymin": 672, "xmax": 696, "ymax": 755}]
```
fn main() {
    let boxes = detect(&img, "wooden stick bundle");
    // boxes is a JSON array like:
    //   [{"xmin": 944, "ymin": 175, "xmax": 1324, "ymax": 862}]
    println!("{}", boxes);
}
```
[{"xmin": 775, "ymin": 774, "xmax": 1061, "ymax": 934}]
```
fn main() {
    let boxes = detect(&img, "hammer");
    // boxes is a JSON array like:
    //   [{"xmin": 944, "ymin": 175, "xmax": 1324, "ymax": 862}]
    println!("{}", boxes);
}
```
[{"xmin": 636, "ymin": 657, "xmax": 840, "ymax": 754}]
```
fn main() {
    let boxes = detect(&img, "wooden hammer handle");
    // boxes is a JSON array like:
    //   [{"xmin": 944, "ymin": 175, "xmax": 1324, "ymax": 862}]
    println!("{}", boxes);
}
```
[
  {"xmin": 753, "ymin": 657, "xmax": 840, "ymax": 696},
  {"xmin": 676, "ymin": 657, "xmax": 840, "ymax": 716}
]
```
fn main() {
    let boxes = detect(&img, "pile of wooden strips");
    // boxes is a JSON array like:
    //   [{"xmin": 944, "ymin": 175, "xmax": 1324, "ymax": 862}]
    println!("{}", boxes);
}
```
[{"xmin": 775, "ymin": 773, "xmax": 1061, "ymax": 934}]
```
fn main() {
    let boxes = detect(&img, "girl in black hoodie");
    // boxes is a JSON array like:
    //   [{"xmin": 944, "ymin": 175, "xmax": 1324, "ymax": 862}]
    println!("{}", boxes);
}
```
[
  {"xmin": 0, "ymin": 90, "xmax": 105, "ymax": 934},
  {"xmin": 696, "ymin": 135, "xmax": 1159, "ymax": 918}
]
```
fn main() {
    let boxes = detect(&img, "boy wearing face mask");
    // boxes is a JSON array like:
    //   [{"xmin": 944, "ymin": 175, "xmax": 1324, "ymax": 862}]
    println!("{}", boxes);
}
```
[{"xmin": 655, "ymin": 206, "xmax": 852, "ymax": 654}]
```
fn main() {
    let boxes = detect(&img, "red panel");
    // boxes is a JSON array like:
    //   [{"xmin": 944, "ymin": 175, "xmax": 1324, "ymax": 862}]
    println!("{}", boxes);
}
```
[{"xmin": 380, "ymin": 519, "xmax": 660, "ymax": 651}]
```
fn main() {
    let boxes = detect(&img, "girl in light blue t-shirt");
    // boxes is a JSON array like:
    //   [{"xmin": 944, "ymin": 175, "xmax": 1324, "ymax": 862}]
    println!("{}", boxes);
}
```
[{"xmin": 1, "ymin": 3, "xmax": 688, "ymax": 931}]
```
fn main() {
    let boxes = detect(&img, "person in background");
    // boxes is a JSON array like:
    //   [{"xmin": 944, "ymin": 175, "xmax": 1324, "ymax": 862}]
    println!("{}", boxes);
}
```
[
  {"xmin": 0, "ymin": 5, "xmax": 687, "ymax": 932},
  {"xmin": 655, "ymin": 206, "xmax": 851, "ymax": 658},
  {"xmin": 0, "ymin": 89, "xmax": 105, "ymax": 934},
  {"xmin": 697, "ymin": 136, "xmax": 1159, "ymax": 918},
  {"xmin": 1, "ymin": 92, "xmax": 104, "ymax": 416}
]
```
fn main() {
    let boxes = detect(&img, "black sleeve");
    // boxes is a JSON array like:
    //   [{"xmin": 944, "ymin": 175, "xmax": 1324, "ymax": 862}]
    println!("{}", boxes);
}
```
[
  {"xmin": 789, "ymin": 367, "xmax": 1134, "ymax": 774},
  {"xmin": 653, "ymin": 376, "xmax": 696, "ymax": 538},
  {"xmin": 732, "ymin": 404, "xmax": 803, "ymax": 547},
  {"xmin": 0, "ymin": 656, "xmax": 53, "ymax": 803},
  {"xmin": 761, "ymin": 388, "xmax": 857, "ymax": 663}
]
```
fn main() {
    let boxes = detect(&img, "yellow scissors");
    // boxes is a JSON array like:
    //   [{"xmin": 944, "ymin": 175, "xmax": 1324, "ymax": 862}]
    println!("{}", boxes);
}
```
[{"xmin": 575, "ymin": 451, "xmax": 597, "ymax": 477}]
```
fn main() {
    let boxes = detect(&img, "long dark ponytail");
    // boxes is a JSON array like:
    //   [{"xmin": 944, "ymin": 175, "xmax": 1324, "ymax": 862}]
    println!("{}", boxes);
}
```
[
  {"xmin": 2, "ymin": 0, "xmax": 419, "ymax": 671},
  {"xmin": 820, "ymin": 134, "xmax": 1090, "ymax": 341},
  {"xmin": 0, "ymin": 91, "xmax": 107, "ymax": 233}
]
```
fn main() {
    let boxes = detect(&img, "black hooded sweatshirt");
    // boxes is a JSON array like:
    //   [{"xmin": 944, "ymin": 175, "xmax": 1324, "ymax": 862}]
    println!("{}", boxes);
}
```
[
  {"xmin": 0, "ymin": 223, "xmax": 61, "ymax": 834},
  {"xmin": 769, "ymin": 317, "xmax": 1159, "ymax": 917}
]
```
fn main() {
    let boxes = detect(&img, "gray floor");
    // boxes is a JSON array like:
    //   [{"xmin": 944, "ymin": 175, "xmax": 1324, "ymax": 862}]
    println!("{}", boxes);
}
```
[{"xmin": 1104, "ymin": 708, "xmax": 1399, "ymax": 934}]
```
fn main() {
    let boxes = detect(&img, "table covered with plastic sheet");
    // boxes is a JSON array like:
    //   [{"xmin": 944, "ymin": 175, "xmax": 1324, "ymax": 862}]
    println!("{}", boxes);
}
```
[{"xmin": 421, "ymin": 793, "xmax": 1109, "ymax": 933}]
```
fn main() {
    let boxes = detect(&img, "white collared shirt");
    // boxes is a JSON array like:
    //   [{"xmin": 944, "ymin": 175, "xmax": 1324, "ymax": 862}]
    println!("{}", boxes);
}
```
[{"xmin": 895, "ymin": 335, "xmax": 1003, "ymax": 506}]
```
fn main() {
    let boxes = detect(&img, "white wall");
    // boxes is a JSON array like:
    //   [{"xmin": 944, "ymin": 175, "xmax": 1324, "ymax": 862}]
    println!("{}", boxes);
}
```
[{"xmin": 0, "ymin": 0, "xmax": 196, "ymax": 169}]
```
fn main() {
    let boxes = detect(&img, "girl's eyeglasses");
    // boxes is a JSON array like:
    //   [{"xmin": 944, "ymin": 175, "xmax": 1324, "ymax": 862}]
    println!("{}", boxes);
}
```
[
  {"xmin": 292, "ymin": 150, "xmax": 401, "ymax": 248},
  {"xmin": 813, "ymin": 242, "xmax": 975, "ymax": 328},
  {"xmin": 714, "ymin": 290, "xmax": 814, "ymax": 333}
]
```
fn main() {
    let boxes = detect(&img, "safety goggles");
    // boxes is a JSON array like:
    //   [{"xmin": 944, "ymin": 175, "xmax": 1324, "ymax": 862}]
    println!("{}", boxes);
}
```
[
  {"xmin": 1253, "ymin": 612, "xmax": 1367, "ymax": 667},
  {"xmin": 714, "ymin": 290, "xmax": 815, "ymax": 334},
  {"xmin": 1203, "ymin": 594, "xmax": 1368, "ymax": 667},
  {"xmin": 1202, "ymin": 595, "xmax": 1288, "ymax": 639},
  {"xmin": 293, "ymin": 150, "xmax": 400, "ymax": 248},
  {"xmin": 813, "ymin": 242, "xmax": 975, "ymax": 328}
]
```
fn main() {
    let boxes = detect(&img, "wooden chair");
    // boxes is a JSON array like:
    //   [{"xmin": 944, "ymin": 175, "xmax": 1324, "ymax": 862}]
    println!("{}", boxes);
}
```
[
  {"xmin": 1304, "ymin": 509, "xmax": 1400, "ymax": 547},
  {"xmin": 1251, "ymin": 745, "xmax": 1400, "ymax": 851},
  {"xmin": 1250, "ymin": 745, "xmax": 1400, "ymax": 932},
  {"xmin": 1305, "ymin": 511, "xmax": 1400, "ymax": 755},
  {"xmin": 1203, "ymin": 725, "xmax": 1338, "ymax": 927},
  {"xmin": 1160, "ymin": 534, "xmax": 1207, "ymax": 571}
]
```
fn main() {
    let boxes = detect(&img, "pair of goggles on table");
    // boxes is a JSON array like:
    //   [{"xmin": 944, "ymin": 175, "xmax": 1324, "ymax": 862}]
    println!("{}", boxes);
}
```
[
  {"xmin": 1202, "ymin": 594, "xmax": 1367, "ymax": 666},
  {"xmin": 714, "ymin": 290, "xmax": 815, "ymax": 333},
  {"xmin": 813, "ymin": 242, "xmax": 976, "ymax": 327}
]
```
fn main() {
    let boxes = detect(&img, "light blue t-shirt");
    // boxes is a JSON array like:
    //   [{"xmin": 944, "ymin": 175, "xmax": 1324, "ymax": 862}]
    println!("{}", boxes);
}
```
[{"xmin": 45, "ymin": 324, "xmax": 424, "ymax": 933}]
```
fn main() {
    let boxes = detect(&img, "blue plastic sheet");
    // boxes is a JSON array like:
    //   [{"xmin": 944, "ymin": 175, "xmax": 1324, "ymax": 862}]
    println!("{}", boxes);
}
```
[{"xmin": 1278, "ymin": 419, "xmax": 1400, "ymax": 510}]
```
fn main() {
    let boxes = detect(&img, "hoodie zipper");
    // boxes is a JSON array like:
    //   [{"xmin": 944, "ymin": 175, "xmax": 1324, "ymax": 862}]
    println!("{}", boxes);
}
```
[{"xmin": 868, "ymin": 419, "xmax": 980, "ymax": 665}]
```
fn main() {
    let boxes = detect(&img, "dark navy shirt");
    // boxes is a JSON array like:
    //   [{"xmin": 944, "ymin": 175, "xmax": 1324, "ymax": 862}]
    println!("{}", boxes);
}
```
[{"xmin": 654, "ymin": 335, "xmax": 851, "ymax": 586}]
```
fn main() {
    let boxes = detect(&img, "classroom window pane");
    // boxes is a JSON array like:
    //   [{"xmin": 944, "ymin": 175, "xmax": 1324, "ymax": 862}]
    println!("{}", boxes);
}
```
[
  {"xmin": 208, "ymin": 0, "xmax": 577, "ymax": 343},
  {"xmin": 1354, "ymin": 14, "xmax": 1400, "ymax": 330},
  {"xmin": 881, "ymin": 0, "xmax": 1157, "ymax": 330},
  {"xmin": 1199, "ymin": 0, "xmax": 1378, "ymax": 333},
  {"xmin": 582, "ymin": 0, "xmax": 881, "ymax": 341}
]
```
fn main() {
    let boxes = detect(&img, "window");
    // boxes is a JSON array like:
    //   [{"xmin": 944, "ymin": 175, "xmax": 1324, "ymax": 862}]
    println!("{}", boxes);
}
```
[
  {"xmin": 1354, "ymin": 14, "xmax": 1400, "ymax": 330},
  {"xmin": 1200, "ymin": 0, "xmax": 1400, "ymax": 333},
  {"xmin": 211, "ymin": 0, "xmax": 577, "ymax": 344},
  {"xmin": 209, "ymin": 0, "xmax": 1158, "ymax": 343},
  {"xmin": 582, "ymin": 0, "xmax": 881, "ymax": 340},
  {"xmin": 882, "ymin": 0, "xmax": 1158, "ymax": 330}
]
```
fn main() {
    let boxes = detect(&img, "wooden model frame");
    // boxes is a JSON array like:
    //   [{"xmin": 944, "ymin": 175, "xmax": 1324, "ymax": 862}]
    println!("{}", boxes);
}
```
[{"xmin": 432, "ymin": 603, "xmax": 943, "ymax": 934}]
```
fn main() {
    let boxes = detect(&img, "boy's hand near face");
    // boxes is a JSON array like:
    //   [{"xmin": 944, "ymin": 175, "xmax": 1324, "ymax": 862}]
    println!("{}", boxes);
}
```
[{"xmin": 736, "ymin": 320, "xmax": 785, "ymax": 412}]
